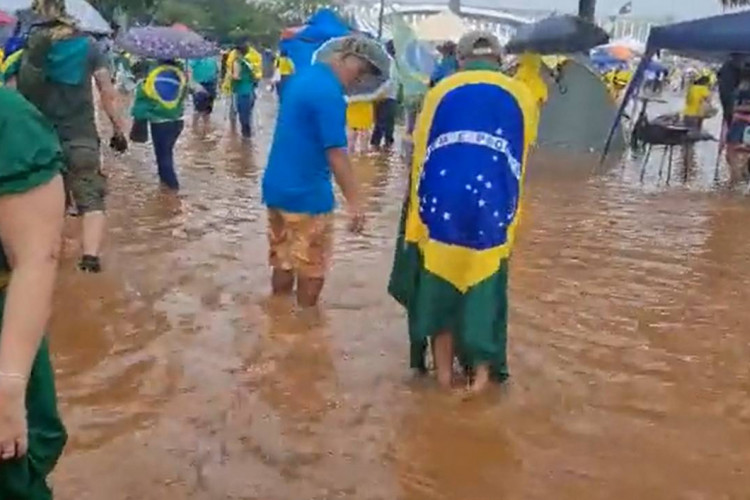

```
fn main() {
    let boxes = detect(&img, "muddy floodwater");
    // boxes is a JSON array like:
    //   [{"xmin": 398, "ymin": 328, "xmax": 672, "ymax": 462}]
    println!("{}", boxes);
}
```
[{"xmin": 49, "ymin": 91, "xmax": 750, "ymax": 499}]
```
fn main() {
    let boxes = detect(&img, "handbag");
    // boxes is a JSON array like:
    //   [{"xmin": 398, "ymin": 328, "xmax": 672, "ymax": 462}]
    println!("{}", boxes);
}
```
[{"xmin": 129, "ymin": 119, "xmax": 149, "ymax": 143}]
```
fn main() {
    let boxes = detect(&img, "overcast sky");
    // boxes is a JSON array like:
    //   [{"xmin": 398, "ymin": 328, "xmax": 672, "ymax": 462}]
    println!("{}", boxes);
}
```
[{"xmin": 488, "ymin": 0, "xmax": 730, "ymax": 20}]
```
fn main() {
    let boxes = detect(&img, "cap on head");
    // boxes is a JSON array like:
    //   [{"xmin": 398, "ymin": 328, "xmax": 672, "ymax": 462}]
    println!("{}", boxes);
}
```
[
  {"xmin": 457, "ymin": 31, "xmax": 503, "ymax": 62},
  {"xmin": 336, "ymin": 35, "xmax": 389, "ymax": 77}
]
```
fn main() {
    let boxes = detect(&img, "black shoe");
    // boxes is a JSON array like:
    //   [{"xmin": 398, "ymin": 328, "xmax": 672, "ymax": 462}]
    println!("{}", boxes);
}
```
[{"xmin": 78, "ymin": 255, "xmax": 102, "ymax": 273}]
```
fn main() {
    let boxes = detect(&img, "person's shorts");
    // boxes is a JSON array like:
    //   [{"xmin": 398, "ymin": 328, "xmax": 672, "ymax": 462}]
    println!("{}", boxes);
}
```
[
  {"xmin": 267, "ymin": 209, "xmax": 333, "ymax": 279},
  {"xmin": 727, "ymin": 119, "xmax": 750, "ymax": 149},
  {"xmin": 63, "ymin": 140, "xmax": 106, "ymax": 213}
]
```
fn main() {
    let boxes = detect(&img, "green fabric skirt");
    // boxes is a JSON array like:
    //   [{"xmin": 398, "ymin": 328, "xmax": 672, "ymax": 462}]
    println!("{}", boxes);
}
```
[
  {"xmin": 388, "ymin": 202, "xmax": 510, "ymax": 382},
  {"xmin": 0, "ymin": 293, "xmax": 67, "ymax": 500}
]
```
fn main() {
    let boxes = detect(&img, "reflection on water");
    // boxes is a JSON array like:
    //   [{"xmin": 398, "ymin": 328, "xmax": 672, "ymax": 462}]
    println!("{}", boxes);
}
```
[{"xmin": 51, "ymin": 91, "xmax": 750, "ymax": 498}]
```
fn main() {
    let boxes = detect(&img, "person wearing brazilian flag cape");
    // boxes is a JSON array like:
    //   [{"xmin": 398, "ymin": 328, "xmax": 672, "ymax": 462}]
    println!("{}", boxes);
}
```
[{"xmin": 388, "ymin": 32, "xmax": 540, "ymax": 394}]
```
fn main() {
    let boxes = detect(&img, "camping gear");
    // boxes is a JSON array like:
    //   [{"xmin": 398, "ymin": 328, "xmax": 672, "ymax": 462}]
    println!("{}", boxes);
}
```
[
  {"xmin": 312, "ymin": 35, "xmax": 392, "ymax": 100},
  {"xmin": 602, "ymin": 10, "xmax": 750, "ymax": 164},
  {"xmin": 506, "ymin": 15, "xmax": 609, "ymax": 55},
  {"xmin": 117, "ymin": 26, "xmax": 218, "ymax": 60},
  {"xmin": 536, "ymin": 56, "xmax": 627, "ymax": 155},
  {"xmin": 0, "ymin": 0, "xmax": 110, "ymax": 34},
  {"xmin": 413, "ymin": 10, "xmax": 468, "ymax": 42}
]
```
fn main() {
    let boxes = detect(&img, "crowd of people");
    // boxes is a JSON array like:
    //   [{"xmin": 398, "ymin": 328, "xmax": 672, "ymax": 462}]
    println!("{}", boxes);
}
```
[{"xmin": 1, "ymin": 0, "xmax": 750, "ymax": 497}]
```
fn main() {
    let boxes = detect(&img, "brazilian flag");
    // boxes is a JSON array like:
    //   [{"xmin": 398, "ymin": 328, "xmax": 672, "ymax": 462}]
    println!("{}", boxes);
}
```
[{"xmin": 388, "ymin": 69, "xmax": 538, "ymax": 381}]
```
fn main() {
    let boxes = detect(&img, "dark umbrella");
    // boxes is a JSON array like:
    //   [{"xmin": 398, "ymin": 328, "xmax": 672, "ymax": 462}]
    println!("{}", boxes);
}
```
[
  {"xmin": 506, "ymin": 15, "xmax": 609, "ymax": 55},
  {"xmin": 116, "ymin": 26, "xmax": 218, "ymax": 60}
]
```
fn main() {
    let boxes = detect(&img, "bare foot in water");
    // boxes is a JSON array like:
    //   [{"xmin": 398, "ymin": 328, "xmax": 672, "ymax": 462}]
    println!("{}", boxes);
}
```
[{"xmin": 467, "ymin": 365, "xmax": 491, "ymax": 395}]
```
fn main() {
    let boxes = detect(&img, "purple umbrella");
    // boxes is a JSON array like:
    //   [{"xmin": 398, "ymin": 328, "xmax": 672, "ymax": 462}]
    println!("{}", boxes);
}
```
[{"xmin": 116, "ymin": 26, "xmax": 218, "ymax": 60}]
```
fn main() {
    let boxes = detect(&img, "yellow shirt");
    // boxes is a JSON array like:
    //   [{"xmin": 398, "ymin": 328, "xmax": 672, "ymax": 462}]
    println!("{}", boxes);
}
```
[
  {"xmin": 276, "ymin": 56, "xmax": 295, "ymax": 76},
  {"xmin": 684, "ymin": 84, "xmax": 711, "ymax": 117},
  {"xmin": 346, "ymin": 101, "xmax": 374, "ymax": 131},
  {"xmin": 221, "ymin": 47, "xmax": 263, "ymax": 94}
]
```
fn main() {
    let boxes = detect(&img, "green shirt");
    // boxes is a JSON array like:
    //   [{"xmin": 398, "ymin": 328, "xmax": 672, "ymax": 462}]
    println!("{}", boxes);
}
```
[
  {"xmin": 0, "ymin": 88, "xmax": 65, "ymax": 276},
  {"xmin": 461, "ymin": 59, "xmax": 502, "ymax": 72},
  {"xmin": 232, "ymin": 58, "xmax": 255, "ymax": 96}
]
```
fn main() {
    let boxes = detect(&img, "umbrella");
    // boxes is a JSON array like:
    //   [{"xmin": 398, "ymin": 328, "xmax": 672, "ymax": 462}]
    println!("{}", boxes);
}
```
[
  {"xmin": 0, "ymin": 9, "xmax": 14, "ymax": 25},
  {"xmin": 116, "ymin": 26, "xmax": 219, "ymax": 60},
  {"xmin": 414, "ymin": 10, "xmax": 468, "ymax": 42},
  {"xmin": 0, "ymin": 0, "xmax": 110, "ymax": 34},
  {"xmin": 312, "ymin": 36, "xmax": 392, "ymax": 101},
  {"xmin": 506, "ymin": 14, "xmax": 609, "ymax": 55}
]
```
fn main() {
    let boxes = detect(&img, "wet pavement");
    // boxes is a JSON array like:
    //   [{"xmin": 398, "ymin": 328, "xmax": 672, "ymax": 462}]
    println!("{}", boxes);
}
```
[{"xmin": 49, "ymin": 90, "xmax": 750, "ymax": 499}]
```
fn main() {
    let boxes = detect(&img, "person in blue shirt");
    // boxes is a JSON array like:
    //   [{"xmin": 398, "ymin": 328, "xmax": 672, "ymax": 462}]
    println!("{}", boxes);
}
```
[
  {"xmin": 262, "ymin": 36, "xmax": 386, "ymax": 307},
  {"xmin": 429, "ymin": 41, "xmax": 458, "ymax": 87}
]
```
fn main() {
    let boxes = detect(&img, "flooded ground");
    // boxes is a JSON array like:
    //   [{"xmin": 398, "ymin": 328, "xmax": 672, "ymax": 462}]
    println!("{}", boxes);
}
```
[{"xmin": 49, "ymin": 89, "xmax": 750, "ymax": 499}]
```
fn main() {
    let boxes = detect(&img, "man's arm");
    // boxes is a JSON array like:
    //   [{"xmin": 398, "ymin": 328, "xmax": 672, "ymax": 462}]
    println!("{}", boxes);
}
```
[
  {"xmin": 327, "ymin": 147, "xmax": 361, "ymax": 210},
  {"xmin": 93, "ymin": 68, "xmax": 126, "ymax": 135},
  {"xmin": 0, "ymin": 175, "xmax": 64, "ymax": 380}
]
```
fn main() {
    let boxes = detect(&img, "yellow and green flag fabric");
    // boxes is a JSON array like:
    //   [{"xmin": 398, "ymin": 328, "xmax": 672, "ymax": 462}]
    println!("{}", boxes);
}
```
[{"xmin": 388, "ymin": 69, "xmax": 537, "ymax": 380}]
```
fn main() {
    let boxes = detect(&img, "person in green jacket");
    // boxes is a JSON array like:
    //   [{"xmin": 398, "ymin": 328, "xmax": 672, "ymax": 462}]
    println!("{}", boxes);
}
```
[
  {"xmin": 0, "ymin": 87, "xmax": 68, "ymax": 499},
  {"xmin": 131, "ymin": 60, "xmax": 190, "ymax": 191}
]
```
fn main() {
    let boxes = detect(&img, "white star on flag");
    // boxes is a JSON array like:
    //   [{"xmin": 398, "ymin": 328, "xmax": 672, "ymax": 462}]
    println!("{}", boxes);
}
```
[
  {"xmin": 465, "ymin": 184, "xmax": 472, "ymax": 190},
  {"xmin": 478, "ymin": 199, "xmax": 486, "ymax": 207},
  {"xmin": 440, "ymin": 169, "xmax": 447, "ymax": 176},
  {"xmin": 443, "ymin": 212, "xmax": 451, "ymax": 221},
  {"xmin": 485, "ymin": 182, "xmax": 492, "ymax": 188},
  {"xmin": 492, "ymin": 156, "xmax": 498, "ymax": 162},
  {"xmin": 493, "ymin": 211, "xmax": 499, "ymax": 218},
  {"xmin": 477, "ymin": 174, "xmax": 484, "ymax": 181},
  {"xmin": 432, "ymin": 197, "xmax": 437, "ymax": 204}
]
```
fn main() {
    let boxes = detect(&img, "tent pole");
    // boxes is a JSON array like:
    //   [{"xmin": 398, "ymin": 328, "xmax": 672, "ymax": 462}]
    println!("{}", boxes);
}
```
[{"xmin": 377, "ymin": 0, "xmax": 386, "ymax": 40}]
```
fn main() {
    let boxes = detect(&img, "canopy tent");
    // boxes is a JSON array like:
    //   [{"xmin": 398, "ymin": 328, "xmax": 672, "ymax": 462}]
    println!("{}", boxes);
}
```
[
  {"xmin": 279, "ymin": 9, "xmax": 351, "ymax": 72},
  {"xmin": 413, "ymin": 10, "xmax": 467, "ymax": 42},
  {"xmin": 602, "ymin": 10, "xmax": 750, "ymax": 159},
  {"xmin": 537, "ymin": 57, "xmax": 626, "ymax": 155}
]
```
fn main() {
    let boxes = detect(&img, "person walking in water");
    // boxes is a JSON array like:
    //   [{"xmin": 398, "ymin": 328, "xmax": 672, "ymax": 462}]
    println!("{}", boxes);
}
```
[
  {"xmin": 262, "ymin": 36, "xmax": 387, "ymax": 307},
  {"xmin": 230, "ymin": 42, "xmax": 259, "ymax": 138},
  {"xmin": 388, "ymin": 32, "xmax": 541, "ymax": 394},
  {"xmin": 189, "ymin": 55, "xmax": 219, "ymax": 121},
  {"xmin": 16, "ymin": 0, "xmax": 128, "ymax": 274},
  {"xmin": 131, "ymin": 59, "xmax": 190, "ymax": 191},
  {"xmin": 0, "ymin": 87, "xmax": 68, "ymax": 500}
]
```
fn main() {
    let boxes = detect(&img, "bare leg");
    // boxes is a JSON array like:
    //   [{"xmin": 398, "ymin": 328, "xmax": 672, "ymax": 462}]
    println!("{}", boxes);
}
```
[
  {"xmin": 81, "ymin": 211, "xmax": 106, "ymax": 257},
  {"xmin": 468, "ymin": 364, "xmax": 491, "ymax": 394},
  {"xmin": 433, "ymin": 331, "xmax": 454, "ymax": 389},
  {"xmin": 297, "ymin": 276, "xmax": 324, "ymax": 308},
  {"xmin": 271, "ymin": 269, "xmax": 295, "ymax": 295}
]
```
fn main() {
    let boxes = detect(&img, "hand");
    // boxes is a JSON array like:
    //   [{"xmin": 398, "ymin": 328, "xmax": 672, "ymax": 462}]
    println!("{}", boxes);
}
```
[
  {"xmin": 109, "ymin": 132, "xmax": 128, "ymax": 153},
  {"xmin": 0, "ymin": 377, "xmax": 28, "ymax": 461},
  {"xmin": 347, "ymin": 204, "xmax": 366, "ymax": 234}
]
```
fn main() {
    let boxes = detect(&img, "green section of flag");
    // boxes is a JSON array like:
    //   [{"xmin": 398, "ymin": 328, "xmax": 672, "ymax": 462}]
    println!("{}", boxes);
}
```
[{"xmin": 388, "ymin": 199, "xmax": 510, "ymax": 381}]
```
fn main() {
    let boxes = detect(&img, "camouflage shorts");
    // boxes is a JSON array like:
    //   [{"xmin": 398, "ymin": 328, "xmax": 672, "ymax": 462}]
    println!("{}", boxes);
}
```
[
  {"xmin": 63, "ymin": 141, "xmax": 106, "ymax": 213},
  {"xmin": 267, "ymin": 209, "xmax": 334, "ymax": 279}
]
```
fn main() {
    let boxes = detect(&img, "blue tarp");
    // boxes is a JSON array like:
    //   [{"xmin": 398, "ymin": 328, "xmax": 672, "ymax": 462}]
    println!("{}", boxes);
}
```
[
  {"xmin": 279, "ymin": 9, "xmax": 351, "ymax": 72},
  {"xmin": 647, "ymin": 10, "xmax": 750, "ymax": 56},
  {"xmin": 602, "ymin": 10, "xmax": 750, "ymax": 159}
]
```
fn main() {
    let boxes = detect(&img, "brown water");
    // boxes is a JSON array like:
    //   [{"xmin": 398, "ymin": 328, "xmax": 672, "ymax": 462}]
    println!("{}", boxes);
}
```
[{"xmin": 49, "ymin": 91, "xmax": 750, "ymax": 499}]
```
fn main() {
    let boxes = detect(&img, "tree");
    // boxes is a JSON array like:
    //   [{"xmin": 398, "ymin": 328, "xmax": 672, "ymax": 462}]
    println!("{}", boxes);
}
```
[{"xmin": 720, "ymin": 0, "xmax": 750, "ymax": 6}]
